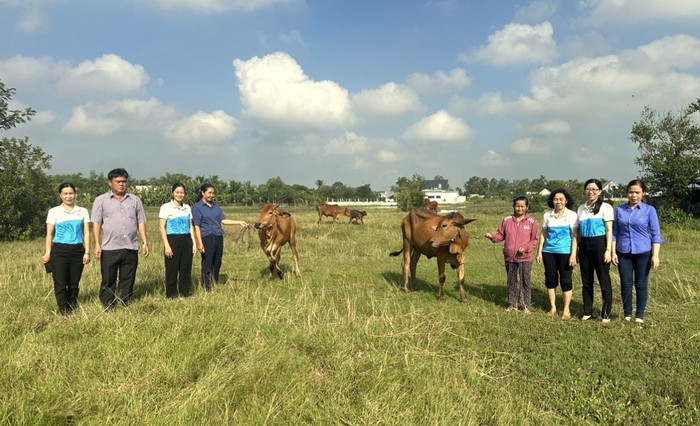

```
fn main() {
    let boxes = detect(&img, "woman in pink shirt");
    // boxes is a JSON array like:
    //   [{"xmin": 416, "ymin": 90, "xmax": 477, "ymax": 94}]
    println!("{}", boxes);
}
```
[{"xmin": 485, "ymin": 196, "xmax": 540, "ymax": 314}]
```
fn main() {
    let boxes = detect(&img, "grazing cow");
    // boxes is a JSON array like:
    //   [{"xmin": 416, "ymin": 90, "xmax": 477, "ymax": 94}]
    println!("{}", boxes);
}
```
[
  {"xmin": 348, "ymin": 209, "xmax": 367, "ymax": 224},
  {"xmin": 254, "ymin": 204, "xmax": 301, "ymax": 279},
  {"xmin": 424, "ymin": 198, "xmax": 438, "ymax": 213},
  {"xmin": 316, "ymin": 203, "xmax": 349, "ymax": 224},
  {"xmin": 390, "ymin": 208, "xmax": 476, "ymax": 302}
]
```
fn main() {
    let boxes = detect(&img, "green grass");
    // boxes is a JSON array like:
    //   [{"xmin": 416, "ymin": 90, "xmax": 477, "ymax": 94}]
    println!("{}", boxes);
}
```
[{"xmin": 1, "ymin": 204, "xmax": 698, "ymax": 425}]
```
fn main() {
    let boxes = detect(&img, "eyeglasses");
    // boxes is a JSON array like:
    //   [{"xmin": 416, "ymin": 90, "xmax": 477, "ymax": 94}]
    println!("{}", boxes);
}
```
[{"xmin": 585, "ymin": 188, "xmax": 600, "ymax": 192}]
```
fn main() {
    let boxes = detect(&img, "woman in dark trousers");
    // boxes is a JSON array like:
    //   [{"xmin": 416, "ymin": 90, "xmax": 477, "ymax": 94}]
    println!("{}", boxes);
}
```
[
  {"xmin": 41, "ymin": 182, "xmax": 91, "ymax": 315},
  {"xmin": 158, "ymin": 183, "xmax": 196, "ymax": 298},
  {"xmin": 192, "ymin": 184, "xmax": 248, "ymax": 292},
  {"xmin": 576, "ymin": 178, "xmax": 614, "ymax": 322},
  {"xmin": 611, "ymin": 179, "xmax": 663, "ymax": 325}
]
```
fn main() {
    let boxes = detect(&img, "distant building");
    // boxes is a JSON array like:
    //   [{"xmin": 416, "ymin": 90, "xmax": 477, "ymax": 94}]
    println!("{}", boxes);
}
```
[
  {"xmin": 421, "ymin": 179, "xmax": 449, "ymax": 191},
  {"xmin": 423, "ymin": 189, "xmax": 466, "ymax": 204}
]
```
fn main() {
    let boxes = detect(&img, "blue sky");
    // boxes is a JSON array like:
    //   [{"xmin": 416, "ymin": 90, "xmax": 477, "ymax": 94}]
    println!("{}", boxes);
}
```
[{"xmin": 2, "ymin": 0, "xmax": 699, "ymax": 191}]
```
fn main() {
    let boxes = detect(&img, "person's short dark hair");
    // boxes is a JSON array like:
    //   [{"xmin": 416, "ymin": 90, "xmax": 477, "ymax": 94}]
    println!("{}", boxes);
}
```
[
  {"xmin": 547, "ymin": 189, "xmax": 574, "ymax": 209},
  {"xmin": 513, "ymin": 195, "xmax": 529, "ymax": 207},
  {"xmin": 171, "ymin": 182, "xmax": 186, "ymax": 193},
  {"xmin": 627, "ymin": 179, "xmax": 648, "ymax": 193},
  {"xmin": 583, "ymin": 178, "xmax": 604, "ymax": 214},
  {"xmin": 58, "ymin": 182, "xmax": 76, "ymax": 193},
  {"xmin": 197, "ymin": 183, "xmax": 215, "ymax": 200},
  {"xmin": 107, "ymin": 168, "xmax": 129, "ymax": 180}
]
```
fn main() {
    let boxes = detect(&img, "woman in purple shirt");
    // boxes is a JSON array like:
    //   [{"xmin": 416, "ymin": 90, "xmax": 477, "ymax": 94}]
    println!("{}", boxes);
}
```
[
  {"xmin": 192, "ymin": 183, "xmax": 248, "ymax": 292},
  {"xmin": 611, "ymin": 179, "xmax": 663, "ymax": 325}
]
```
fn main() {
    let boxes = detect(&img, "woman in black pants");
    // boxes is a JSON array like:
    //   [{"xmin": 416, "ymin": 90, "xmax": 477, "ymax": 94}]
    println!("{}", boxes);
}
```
[
  {"xmin": 41, "ymin": 182, "xmax": 91, "ymax": 314},
  {"xmin": 576, "ymin": 179, "xmax": 615, "ymax": 322},
  {"xmin": 158, "ymin": 183, "xmax": 197, "ymax": 298}
]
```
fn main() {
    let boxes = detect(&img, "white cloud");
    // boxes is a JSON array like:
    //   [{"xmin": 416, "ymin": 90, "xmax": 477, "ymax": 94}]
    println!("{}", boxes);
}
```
[
  {"xmin": 18, "ymin": 5, "xmax": 47, "ymax": 33},
  {"xmin": 145, "ymin": 0, "xmax": 302, "ymax": 13},
  {"xmin": 165, "ymin": 110, "xmax": 237, "ymax": 152},
  {"xmin": 511, "ymin": 137, "xmax": 551, "ymax": 154},
  {"xmin": 476, "ymin": 35, "xmax": 700, "ymax": 117},
  {"xmin": 323, "ymin": 132, "xmax": 369, "ymax": 156},
  {"xmin": 481, "ymin": 150, "xmax": 511, "ymax": 167},
  {"xmin": 527, "ymin": 120, "xmax": 570, "ymax": 135},
  {"xmin": 587, "ymin": 0, "xmax": 700, "ymax": 26},
  {"xmin": 351, "ymin": 157, "xmax": 370, "ymax": 170},
  {"xmin": 376, "ymin": 149, "xmax": 398, "ymax": 163},
  {"xmin": 233, "ymin": 52, "xmax": 353, "ymax": 129},
  {"xmin": 279, "ymin": 30, "xmax": 305, "ymax": 47},
  {"xmin": 351, "ymin": 82, "xmax": 422, "ymax": 116},
  {"xmin": 462, "ymin": 22, "xmax": 557, "ymax": 65},
  {"xmin": 63, "ymin": 104, "xmax": 121, "ymax": 136},
  {"xmin": 0, "ymin": 55, "xmax": 68, "ymax": 89},
  {"xmin": 63, "ymin": 98, "xmax": 177, "ymax": 136},
  {"xmin": 58, "ymin": 54, "xmax": 149, "ymax": 97},
  {"xmin": 514, "ymin": 0, "xmax": 559, "ymax": 23},
  {"xmin": 402, "ymin": 110, "xmax": 474, "ymax": 142},
  {"xmin": 405, "ymin": 68, "xmax": 472, "ymax": 95}
]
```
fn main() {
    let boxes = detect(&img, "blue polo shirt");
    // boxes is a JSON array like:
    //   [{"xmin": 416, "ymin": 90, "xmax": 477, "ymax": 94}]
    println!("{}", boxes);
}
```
[
  {"xmin": 46, "ymin": 205, "xmax": 90, "ymax": 245},
  {"xmin": 192, "ymin": 200, "xmax": 225, "ymax": 237},
  {"xmin": 158, "ymin": 201, "xmax": 192, "ymax": 235},
  {"xmin": 541, "ymin": 208, "xmax": 578, "ymax": 254},
  {"xmin": 577, "ymin": 202, "xmax": 614, "ymax": 238},
  {"xmin": 613, "ymin": 202, "xmax": 663, "ymax": 254}
]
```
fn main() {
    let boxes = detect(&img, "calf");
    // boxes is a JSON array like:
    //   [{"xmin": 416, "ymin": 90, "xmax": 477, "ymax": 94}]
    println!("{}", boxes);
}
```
[
  {"xmin": 390, "ymin": 208, "xmax": 476, "ymax": 302},
  {"xmin": 254, "ymin": 204, "xmax": 301, "ymax": 279},
  {"xmin": 347, "ymin": 209, "xmax": 367, "ymax": 224},
  {"xmin": 316, "ymin": 203, "xmax": 349, "ymax": 224},
  {"xmin": 424, "ymin": 198, "xmax": 438, "ymax": 213}
]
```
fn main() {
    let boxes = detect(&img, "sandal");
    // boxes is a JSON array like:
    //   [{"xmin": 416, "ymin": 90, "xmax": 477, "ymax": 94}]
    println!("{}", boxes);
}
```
[{"xmin": 546, "ymin": 308, "xmax": 557, "ymax": 317}]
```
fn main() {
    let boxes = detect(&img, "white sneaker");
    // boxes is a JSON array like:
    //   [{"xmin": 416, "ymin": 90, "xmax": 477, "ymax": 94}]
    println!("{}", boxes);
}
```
[
  {"xmin": 582, "ymin": 315, "xmax": 592, "ymax": 321},
  {"xmin": 602, "ymin": 318, "xmax": 611, "ymax": 324},
  {"xmin": 624, "ymin": 316, "xmax": 631, "ymax": 321},
  {"xmin": 635, "ymin": 318, "xmax": 644, "ymax": 324}
]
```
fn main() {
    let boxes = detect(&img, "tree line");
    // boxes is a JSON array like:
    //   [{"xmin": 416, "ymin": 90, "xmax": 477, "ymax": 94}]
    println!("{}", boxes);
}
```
[{"xmin": 2, "ymin": 78, "xmax": 699, "ymax": 241}]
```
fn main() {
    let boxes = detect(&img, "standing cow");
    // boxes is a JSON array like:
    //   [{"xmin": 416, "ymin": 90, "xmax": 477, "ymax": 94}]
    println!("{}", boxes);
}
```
[
  {"xmin": 348, "ymin": 209, "xmax": 367, "ymax": 224},
  {"xmin": 254, "ymin": 204, "xmax": 301, "ymax": 279},
  {"xmin": 316, "ymin": 203, "xmax": 349, "ymax": 224},
  {"xmin": 424, "ymin": 198, "xmax": 438, "ymax": 213},
  {"xmin": 390, "ymin": 208, "xmax": 476, "ymax": 302}
]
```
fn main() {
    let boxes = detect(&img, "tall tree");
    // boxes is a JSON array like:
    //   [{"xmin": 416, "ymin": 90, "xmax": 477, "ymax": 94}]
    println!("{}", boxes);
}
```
[
  {"xmin": 0, "ymin": 80, "xmax": 52, "ymax": 240},
  {"xmin": 1, "ymin": 80, "xmax": 35, "ymax": 130},
  {"xmin": 0, "ymin": 137, "xmax": 53, "ymax": 240},
  {"xmin": 392, "ymin": 175, "xmax": 425, "ymax": 212},
  {"xmin": 631, "ymin": 103, "xmax": 700, "ymax": 209}
]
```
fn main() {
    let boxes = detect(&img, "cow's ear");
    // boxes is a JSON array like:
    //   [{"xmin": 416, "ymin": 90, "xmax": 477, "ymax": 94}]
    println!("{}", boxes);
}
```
[{"xmin": 430, "ymin": 224, "xmax": 438, "ymax": 231}]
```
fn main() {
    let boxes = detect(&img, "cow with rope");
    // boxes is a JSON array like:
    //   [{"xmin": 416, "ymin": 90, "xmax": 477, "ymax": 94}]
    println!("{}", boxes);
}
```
[{"xmin": 254, "ymin": 204, "xmax": 301, "ymax": 279}]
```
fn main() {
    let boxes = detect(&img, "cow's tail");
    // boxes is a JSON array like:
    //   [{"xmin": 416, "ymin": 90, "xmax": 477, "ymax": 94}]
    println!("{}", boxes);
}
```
[{"xmin": 389, "ymin": 248, "xmax": 403, "ymax": 257}]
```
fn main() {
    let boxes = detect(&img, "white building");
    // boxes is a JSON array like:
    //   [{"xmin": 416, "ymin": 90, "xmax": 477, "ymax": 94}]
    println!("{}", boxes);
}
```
[{"xmin": 423, "ymin": 189, "xmax": 466, "ymax": 204}]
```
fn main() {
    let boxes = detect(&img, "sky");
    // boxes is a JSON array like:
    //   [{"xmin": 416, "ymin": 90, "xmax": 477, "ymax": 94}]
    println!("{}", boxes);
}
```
[{"xmin": 2, "ymin": 0, "xmax": 700, "ymax": 191}]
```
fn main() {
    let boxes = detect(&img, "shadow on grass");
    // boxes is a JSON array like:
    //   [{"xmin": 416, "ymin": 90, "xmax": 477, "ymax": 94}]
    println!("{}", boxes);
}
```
[
  {"xmin": 382, "ymin": 271, "xmax": 469, "ymax": 302},
  {"xmin": 469, "ymin": 282, "xmax": 585, "ymax": 314}
]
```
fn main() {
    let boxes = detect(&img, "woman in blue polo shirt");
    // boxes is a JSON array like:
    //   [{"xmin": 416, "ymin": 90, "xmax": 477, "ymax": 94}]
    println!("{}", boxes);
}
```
[
  {"xmin": 41, "ymin": 182, "xmax": 91, "ymax": 315},
  {"xmin": 158, "ymin": 183, "xmax": 197, "ymax": 298},
  {"xmin": 192, "ymin": 183, "xmax": 248, "ymax": 292},
  {"xmin": 577, "ymin": 178, "xmax": 615, "ymax": 322},
  {"xmin": 536, "ymin": 189, "xmax": 578, "ymax": 320},
  {"xmin": 611, "ymin": 179, "xmax": 663, "ymax": 325}
]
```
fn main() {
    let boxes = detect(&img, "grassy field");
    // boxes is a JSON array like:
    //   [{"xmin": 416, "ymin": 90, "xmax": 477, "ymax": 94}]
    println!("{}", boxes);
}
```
[{"xmin": 1, "ymin": 202, "xmax": 698, "ymax": 425}]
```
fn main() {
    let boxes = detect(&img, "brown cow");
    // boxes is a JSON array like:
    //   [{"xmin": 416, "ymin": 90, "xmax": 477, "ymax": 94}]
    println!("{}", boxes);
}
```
[
  {"xmin": 390, "ymin": 208, "xmax": 476, "ymax": 302},
  {"xmin": 316, "ymin": 203, "xmax": 349, "ymax": 224},
  {"xmin": 424, "ymin": 198, "xmax": 438, "ymax": 213},
  {"xmin": 347, "ymin": 209, "xmax": 367, "ymax": 224},
  {"xmin": 254, "ymin": 204, "xmax": 301, "ymax": 279}
]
